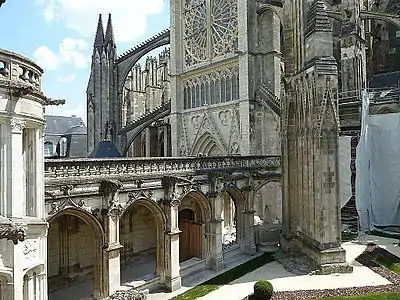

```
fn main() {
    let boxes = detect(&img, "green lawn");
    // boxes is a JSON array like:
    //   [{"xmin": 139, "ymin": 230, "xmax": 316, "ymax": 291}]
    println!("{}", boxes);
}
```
[
  {"xmin": 315, "ymin": 292, "xmax": 400, "ymax": 300},
  {"xmin": 375, "ymin": 255, "xmax": 400, "ymax": 275},
  {"xmin": 171, "ymin": 253, "xmax": 274, "ymax": 300}
]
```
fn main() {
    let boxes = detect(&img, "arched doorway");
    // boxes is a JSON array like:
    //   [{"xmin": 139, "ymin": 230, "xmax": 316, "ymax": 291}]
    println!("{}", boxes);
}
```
[
  {"xmin": 254, "ymin": 181, "xmax": 282, "ymax": 224},
  {"xmin": 178, "ymin": 191, "xmax": 210, "ymax": 262},
  {"xmin": 223, "ymin": 186, "xmax": 246, "ymax": 254},
  {"xmin": 23, "ymin": 265, "xmax": 45, "ymax": 300},
  {"xmin": 0, "ymin": 272, "xmax": 12, "ymax": 300},
  {"xmin": 221, "ymin": 191, "xmax": 237, "ymax": 252},
  {"xmin": 119, "ymin": 199, "xmax": 165, "ymax": 286},
  {"xmin": 47, "ymin": 208, "xmax": 104, "ymax": 300}
]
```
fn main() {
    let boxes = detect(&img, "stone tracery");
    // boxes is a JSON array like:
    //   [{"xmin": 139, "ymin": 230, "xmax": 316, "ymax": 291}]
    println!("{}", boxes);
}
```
[{"xmin": 183, "ymin": 0, "xmax": 238, "ymax": 67}]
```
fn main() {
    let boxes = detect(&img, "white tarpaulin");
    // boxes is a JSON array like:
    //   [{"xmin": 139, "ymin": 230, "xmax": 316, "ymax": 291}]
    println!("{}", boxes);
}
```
[
  {"xmin": 356, "ymin": 91, "xmax": 400, "ymax": 232},
  {"xmin": 339, "ymin": 136, "xmax": 352, "ymax": 209}
]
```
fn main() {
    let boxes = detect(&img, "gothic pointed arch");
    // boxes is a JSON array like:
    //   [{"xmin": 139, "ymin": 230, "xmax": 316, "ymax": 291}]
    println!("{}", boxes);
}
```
[
  {"xmin": 47, "ymin": 207, "xmax": 106, "ymax": 299},
  {"xmin": 178, "ymin": 190, "xmax": 212, "ymax": 223},
  {"xmin": 191, "ymin": 132, "xmax": 225, "ymax": 156},
  {"xmin": 178, "ymin": 189, "xmax": 211, "ymax": 261},
  {"xmin": 120, "ymin": 197, "xmax": 166, "ymax": 277}
]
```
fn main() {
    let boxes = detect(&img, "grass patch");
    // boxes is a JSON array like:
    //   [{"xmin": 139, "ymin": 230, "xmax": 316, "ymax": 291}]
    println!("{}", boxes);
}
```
[
  {"xmin": 375, "ymin": 254, "xmax": 400, "ymax": 275},
  {"xmin": 171, "ymin": 253, "xmax": 274, "ymax": 300},
  {"xmin": 313, "ymin": 292, "xmax": 400, "ymax": 300}
]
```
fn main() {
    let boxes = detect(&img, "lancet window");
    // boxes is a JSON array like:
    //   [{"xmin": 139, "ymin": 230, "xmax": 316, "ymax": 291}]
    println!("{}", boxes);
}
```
[{"xmin": 183, "ymin": 67, "xmax": 239, "ymax": 109}]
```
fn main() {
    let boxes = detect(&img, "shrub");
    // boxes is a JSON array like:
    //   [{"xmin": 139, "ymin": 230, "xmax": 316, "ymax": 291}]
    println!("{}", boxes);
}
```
[{"xmin": 253, "ymin": 280, "xmax": 274, "ymax": 300}]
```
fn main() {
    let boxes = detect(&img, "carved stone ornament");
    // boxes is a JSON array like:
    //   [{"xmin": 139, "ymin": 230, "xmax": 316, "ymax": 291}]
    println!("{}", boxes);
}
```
[
  {"xmin": 108, "ymin": 201, "xmax": 125, "ymax": 217},
  {"xmin": 10, "ymin": 118, "xmax": 26, "ymax": 133},
  {"xmin": 10, "ymin": 81, "xmax": 35, "ymax": 97},
  {"xmin": 0, "ymin": 216, "xmax": 26, "ymax": 245},
  {"xmin": 60, "ymin": 185, "xmax": 74, "ymax": 196},
  {"xmin": 48, "ymin": 185, "xmax": 93, "ymax": 216},
  {"xmin": 99, "ymin": 180, "xmax": 123, "ymax": 196},
  {"xmin": 128, "ymin": 190, "xmax": 154, "ymax": 202}
]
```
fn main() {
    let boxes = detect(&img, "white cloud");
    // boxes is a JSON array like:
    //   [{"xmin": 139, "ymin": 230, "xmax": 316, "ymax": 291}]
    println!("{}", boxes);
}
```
[
  {"xmin": 45, "ymin": 103, "xmax": 86, "ymax": 125},
  {"xmin": 33, "ymin": 46, "xmax": 59, "ymax": 71},
  {"xmin": 56, "ymin": 74, "xmax": 76, "ymax": 83},
  {"xmin": 36, "ymin": 0, "xmax": 165, "ymax": 43},
  {"xmin": 59, "ymin": 38, "xmax": 89, "ymax": 68},
  {"xmin": 33, "ymin": 38, "xmax": 89, "ymax": 71}
]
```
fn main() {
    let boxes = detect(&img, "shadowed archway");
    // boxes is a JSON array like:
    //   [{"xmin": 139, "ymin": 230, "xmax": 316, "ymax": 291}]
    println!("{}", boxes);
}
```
[
  {"xmin": 119, "ymin": 198, "xmax": 166, "ymax": 284},
  {"xmin": 47, "ymin": 208, "xmax": 105, "ymax": 300}
]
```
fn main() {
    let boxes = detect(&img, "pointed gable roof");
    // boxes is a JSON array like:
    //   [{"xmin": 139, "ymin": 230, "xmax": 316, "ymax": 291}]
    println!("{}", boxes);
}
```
[{"xmin": 89, "ymin": 140, "xmax": 122, "ymax": 158}]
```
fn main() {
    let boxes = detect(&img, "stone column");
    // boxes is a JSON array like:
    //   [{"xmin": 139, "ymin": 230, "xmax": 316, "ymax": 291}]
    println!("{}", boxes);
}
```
[
  {"xmin": 207, "ymin": 175, "xmax": 224, "ymax": 270},
  {"xmin": 145, "ymin": 127, "xmax": 151, "ymax": 157},
  {"xmin": 241, "ymin": 184, "xmax": 256, "ymax": 255},
  {"xmin": 35, "ymin": 125, "xmax": 45, "ymax": 219},
  {"xmin": 9, "ymin": 118, "xmax": 26, "ymax": 218},
  {"xmin": 99, "ymin": 180, "xmax": 124, "ymax": 296},
  {"xmin": 161, "ymin": 177, "xmax": 181, "ymax": 291}
]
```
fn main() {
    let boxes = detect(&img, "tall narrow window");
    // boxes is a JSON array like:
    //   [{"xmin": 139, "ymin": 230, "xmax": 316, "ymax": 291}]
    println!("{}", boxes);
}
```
[
  {"xmin": 226, "ymin": 76, "xmax": 232, "ymax": 102},
  {"xmin": 201, "ymin": 82, "xmax": 206, "ymax": 106},
  {"xmin": 23, "ymin": 128, "xmax": 36, "ymax": 217},
  {"xmin": 59, "ymin": 137, "xmax": 67, "ymax": 157},
  {"xmin": 195, "ymin": 84, "xmax": 200, "ymax": 108},
  {"xmin": 44, "ymin": 141, "xmax": 53, "ymax": 157},
  {"xmin": 221, "ymin": 77, "xmax": 226, "ymax": 103},
  {"xmin": 210, "ymin": 81, "xmax": 216, "ymax": 105},
  {"xmin": 215, "ymin": 79, "xmax": 221, "ymax": 104}
]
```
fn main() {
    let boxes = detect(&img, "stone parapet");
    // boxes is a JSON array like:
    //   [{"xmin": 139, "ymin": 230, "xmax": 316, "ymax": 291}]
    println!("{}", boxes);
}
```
[
  {"xmin": 44, "ymin": 155, "xmax": 281, "ymax": 183},
  {"xmin": 0, "ymin": 49, "xmax": 65, "ymax": 106}
]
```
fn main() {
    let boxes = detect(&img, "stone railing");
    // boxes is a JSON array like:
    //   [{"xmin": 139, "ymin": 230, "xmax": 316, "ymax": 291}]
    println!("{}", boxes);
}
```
[
  {"xmin": 0, "ymin": 49, "xmax": 66, "ymax": 105},
  {"xmin": 45, "ymin": 155, "xmax": 281, "ymax": 183},
  {"xmin": 0, "ymin": 49, "xmax": 43, "ymax": 92}
]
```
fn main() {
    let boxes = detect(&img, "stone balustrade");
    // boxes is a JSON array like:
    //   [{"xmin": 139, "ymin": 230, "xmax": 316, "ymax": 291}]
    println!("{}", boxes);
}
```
[
  {"xmin": 0, "ymin": 49, "xmax": 43, "ymax": 91},
  {"xmin": 45, "ymin": 155, "xmax": 281, "ymax": 184}
]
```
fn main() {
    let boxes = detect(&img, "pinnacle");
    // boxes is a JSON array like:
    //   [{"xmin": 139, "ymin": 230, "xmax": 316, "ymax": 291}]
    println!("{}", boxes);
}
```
[
  {"xmin": 94, "ymin": 14, "xmax": 105, "ymax": 47},
  {"xmin": 105, "ymin": 13, "xmax": 115, "ymax": 45}
]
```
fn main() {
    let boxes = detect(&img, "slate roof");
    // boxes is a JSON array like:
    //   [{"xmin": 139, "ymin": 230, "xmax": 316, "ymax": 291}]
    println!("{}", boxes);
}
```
[
  {"xmin": 369, "ymin": 71, "xmax": 400, "ymax": 89},
  {"xmin": 88, "ymin": 140, "xmax": 122, "ymax": 158},
  {"xmin": 45, "ymin": 115, "xmax": 86, "ymax": 135}
]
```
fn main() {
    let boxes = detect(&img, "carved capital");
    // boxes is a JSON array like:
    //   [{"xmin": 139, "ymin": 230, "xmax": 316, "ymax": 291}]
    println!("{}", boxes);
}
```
[
  {"xmin": 158, "ymin": 194, "xmax": 181, "ymax": 208},
  {"xmin": 108, "ymin": 201, "xmax": 125, "ymax": 218},
  {"xmin": 10, "ymin": 118, "xmax": 26, "ymax": 133}
]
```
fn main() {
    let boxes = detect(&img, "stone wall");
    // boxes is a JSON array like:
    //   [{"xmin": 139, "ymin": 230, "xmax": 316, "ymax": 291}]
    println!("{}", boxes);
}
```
[
  {"xmin": 120, "ymin": 204, "xmax": 157, "ymax": 264},
  {"xmin": 48, "ymin": 215, "xmax": 95, "ymax": 283}
]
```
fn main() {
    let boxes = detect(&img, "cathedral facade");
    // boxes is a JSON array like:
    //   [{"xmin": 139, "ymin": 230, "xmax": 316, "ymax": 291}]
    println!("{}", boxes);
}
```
[{"xmin": 1, "ymin": 0, "xmax": 400, "ymax": 299}]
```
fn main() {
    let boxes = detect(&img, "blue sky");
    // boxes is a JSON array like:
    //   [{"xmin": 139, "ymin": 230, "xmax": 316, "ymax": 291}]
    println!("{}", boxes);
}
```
[{"xmin": 0, "ymin": 0, "xmax": 170, "ymax": 122}]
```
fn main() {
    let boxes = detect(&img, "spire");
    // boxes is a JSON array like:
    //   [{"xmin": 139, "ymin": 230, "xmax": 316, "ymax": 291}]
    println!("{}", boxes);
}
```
[
  {"xmin": 94, "ymin": 14, "xmax": 104, "ymax": 48},
  {"xmin": 105, "ymin": 13, "xmax": 115, "ymax": 45}
]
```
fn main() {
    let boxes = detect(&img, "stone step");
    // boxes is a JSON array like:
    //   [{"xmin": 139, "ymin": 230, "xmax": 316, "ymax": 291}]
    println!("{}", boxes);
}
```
[
  {"xmin": 259, "ymin": 244, "xmax": 280, "ymax": 253},
  {"xmin": 180, "ymin": 257, "xmax": 206, "ymax": 278},
  {"xmin": 223, "ymin": 245, "xmax": 245, "ymax": 266}
]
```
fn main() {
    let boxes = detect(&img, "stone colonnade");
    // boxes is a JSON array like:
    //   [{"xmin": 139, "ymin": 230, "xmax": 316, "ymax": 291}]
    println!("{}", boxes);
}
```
[{"xmin": 46, "ymin": 175, "xmax": 259, "ymax": 299}]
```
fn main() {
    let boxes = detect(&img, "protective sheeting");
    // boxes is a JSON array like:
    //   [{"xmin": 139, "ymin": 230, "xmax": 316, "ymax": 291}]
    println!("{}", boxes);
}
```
[
  {"xmin": 339, "ymin": 136, "xmax": 352, "ymax": 209},
  {"xmin": 356, "ymin": 91, "xmax": 400, "ymax": 232}
]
